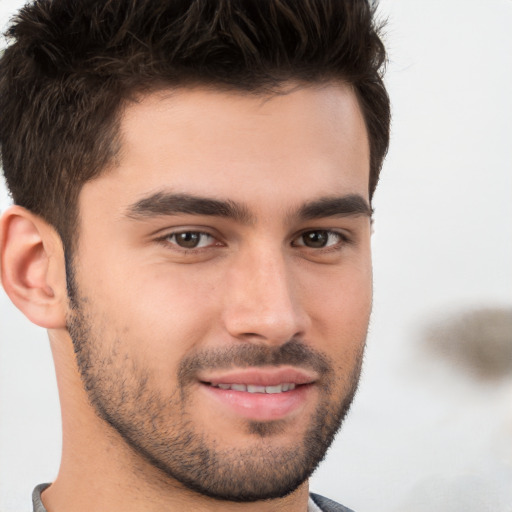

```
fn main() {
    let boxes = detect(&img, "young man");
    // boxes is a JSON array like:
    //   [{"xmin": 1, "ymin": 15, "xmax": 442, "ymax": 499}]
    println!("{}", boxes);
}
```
[{"xmin": 0, "ymin": 1, "xmax": 390, "ymax": 511}]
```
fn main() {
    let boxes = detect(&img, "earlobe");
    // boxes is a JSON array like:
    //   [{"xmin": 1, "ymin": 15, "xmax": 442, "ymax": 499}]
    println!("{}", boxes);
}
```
[{"xmin": 0, "ymin": 205, "xmax": 68, "ymax": 329}]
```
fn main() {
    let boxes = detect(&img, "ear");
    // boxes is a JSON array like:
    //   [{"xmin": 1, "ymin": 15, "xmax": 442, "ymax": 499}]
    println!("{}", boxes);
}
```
[{"xmin": 0, "ymin": 205, "xmax": 68, "ymax": 329}]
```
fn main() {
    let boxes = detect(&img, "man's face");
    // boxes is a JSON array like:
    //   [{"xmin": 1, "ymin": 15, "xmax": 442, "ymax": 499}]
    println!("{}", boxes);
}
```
[{"xmin": 67, "ymin": 83, "xmax": 372, "ymax": 501}]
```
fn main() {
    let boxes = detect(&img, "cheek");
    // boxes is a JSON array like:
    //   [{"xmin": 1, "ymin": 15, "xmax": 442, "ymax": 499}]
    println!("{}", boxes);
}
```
[
  {"xmin": 298, "ymin": 258, "xmax": 372, "ymax": 350},
  {"xmin": 86, "ymin": 261, "xmax": 224, "ymax": 365}
]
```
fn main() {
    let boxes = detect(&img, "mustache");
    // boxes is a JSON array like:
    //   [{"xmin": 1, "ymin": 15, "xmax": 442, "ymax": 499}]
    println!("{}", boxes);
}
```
[{"xmin": 178, "ymin": 339, "xmax": 333, "ymax": 386}]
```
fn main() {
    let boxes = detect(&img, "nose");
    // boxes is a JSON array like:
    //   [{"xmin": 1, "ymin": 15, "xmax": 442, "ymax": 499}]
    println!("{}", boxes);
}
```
[{"xmin": 221, "ymin": 247, "xmax": 310, "ymax": 346}]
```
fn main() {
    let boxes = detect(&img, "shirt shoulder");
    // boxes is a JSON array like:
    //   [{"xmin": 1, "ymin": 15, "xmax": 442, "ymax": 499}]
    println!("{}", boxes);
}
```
[
  {"xmin": 310, "ymin": 492, "xmax": 356, "ymax": 512},
  {"xmin": 32, "ymin": 483, "xmax": 50, "ymax": 512}
]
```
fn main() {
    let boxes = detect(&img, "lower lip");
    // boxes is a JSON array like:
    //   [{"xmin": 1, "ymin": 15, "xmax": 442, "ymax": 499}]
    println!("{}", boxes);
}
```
[{"xmin": 201, "ymin": 383, "xmax": 312, "ymax": 421}]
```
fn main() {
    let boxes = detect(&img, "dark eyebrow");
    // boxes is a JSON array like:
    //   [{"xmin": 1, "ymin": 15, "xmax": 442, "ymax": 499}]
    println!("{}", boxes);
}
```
[
  {"xmin": 297, "ymin": 194, "xmax": 373, "ymax": 220},
  {"xmin": 126, "ymin": 192, "xmax": 253, "ymax": 224}
]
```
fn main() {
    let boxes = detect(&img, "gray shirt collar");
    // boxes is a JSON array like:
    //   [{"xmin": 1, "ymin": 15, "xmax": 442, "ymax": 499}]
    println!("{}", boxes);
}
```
[{"xmin": 32, "ymin": 483, "xmax": 51, "ymax": 512}]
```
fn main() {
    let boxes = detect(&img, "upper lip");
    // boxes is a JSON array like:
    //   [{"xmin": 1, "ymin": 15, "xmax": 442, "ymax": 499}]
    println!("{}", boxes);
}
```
[{"xmin": 198, "ymin": 367, "xmax": 318, "ymax": 387}]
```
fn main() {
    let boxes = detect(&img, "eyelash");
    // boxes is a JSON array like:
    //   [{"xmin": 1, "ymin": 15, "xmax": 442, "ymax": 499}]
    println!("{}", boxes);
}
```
[{"xmin": 156, "ymin": 229, "xmax": 350, "ymax": 253}]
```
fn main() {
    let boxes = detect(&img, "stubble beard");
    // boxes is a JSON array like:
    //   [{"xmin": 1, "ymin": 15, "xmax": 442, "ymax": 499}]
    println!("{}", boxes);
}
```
[{"xmin": 66, "ymin": 269, "xmax": 366, "ymax": 502}]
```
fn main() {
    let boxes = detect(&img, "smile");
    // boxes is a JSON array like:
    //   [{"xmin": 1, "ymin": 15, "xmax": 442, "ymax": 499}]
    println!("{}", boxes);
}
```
[{"xmin": 198, "ymin": 367, "xmax": 316, "ymax": 422}]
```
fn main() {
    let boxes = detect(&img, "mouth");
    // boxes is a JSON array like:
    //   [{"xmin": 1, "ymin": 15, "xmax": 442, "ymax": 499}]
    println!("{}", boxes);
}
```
[
  {"xmin": 198, "ymin": 367, "xmax": 317, "ymax": 422},
  {"xmin": 207, "ymin": 382, "xmax": 297, "ymax": 393}
]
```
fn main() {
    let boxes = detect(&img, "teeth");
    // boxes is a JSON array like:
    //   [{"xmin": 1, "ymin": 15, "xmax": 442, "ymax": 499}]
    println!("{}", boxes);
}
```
[
  {"xmin": 211, "ymin": 383, "xmax": 296, "ymax": 393},
  {"xmin": 247, "ymin": 385, "xmax": 266, "ymax": 393},
  {"xmin": 265, "ymin": 385, "xmax": 283, "ymax": 394}
]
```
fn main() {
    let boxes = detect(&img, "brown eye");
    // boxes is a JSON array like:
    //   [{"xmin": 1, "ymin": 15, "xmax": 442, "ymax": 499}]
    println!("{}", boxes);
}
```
[
  {"xmin": 301, "ymin": 230, "xmax": 329, "ymax": 248},
  {"xmin": 294, "ymin": 230, "xmax": 344, "ymax": 249},
  {"xmin": 167, "ymin": 231, "xmax": 215, "ymax": 249},
  {"xmin": 175, "ymin": 232, "xmax": 201, "ymax": 248}
]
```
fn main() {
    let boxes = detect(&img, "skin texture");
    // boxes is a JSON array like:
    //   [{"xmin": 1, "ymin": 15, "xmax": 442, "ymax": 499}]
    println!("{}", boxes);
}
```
[{"xmin": 0, "ymin": 82, "xmax": 372, "ymax": 512}]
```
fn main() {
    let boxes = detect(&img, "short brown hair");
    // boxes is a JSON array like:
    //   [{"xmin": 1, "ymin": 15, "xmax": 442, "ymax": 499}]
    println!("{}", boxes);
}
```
[{"xmin": 0, "ymin": 0, "xmax": 390, "ymax": 249}]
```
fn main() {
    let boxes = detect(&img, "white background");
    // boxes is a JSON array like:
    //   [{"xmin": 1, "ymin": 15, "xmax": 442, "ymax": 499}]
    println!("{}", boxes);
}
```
[{"xmin": 1, "ymin": 1, "xmax": 511, "ymax": 511}]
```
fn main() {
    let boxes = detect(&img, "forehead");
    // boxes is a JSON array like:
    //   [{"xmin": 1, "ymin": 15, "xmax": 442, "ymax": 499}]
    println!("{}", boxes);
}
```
[{"xmin": 81, "ymin": 82, "xmax": 370, "ymax": 217}]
